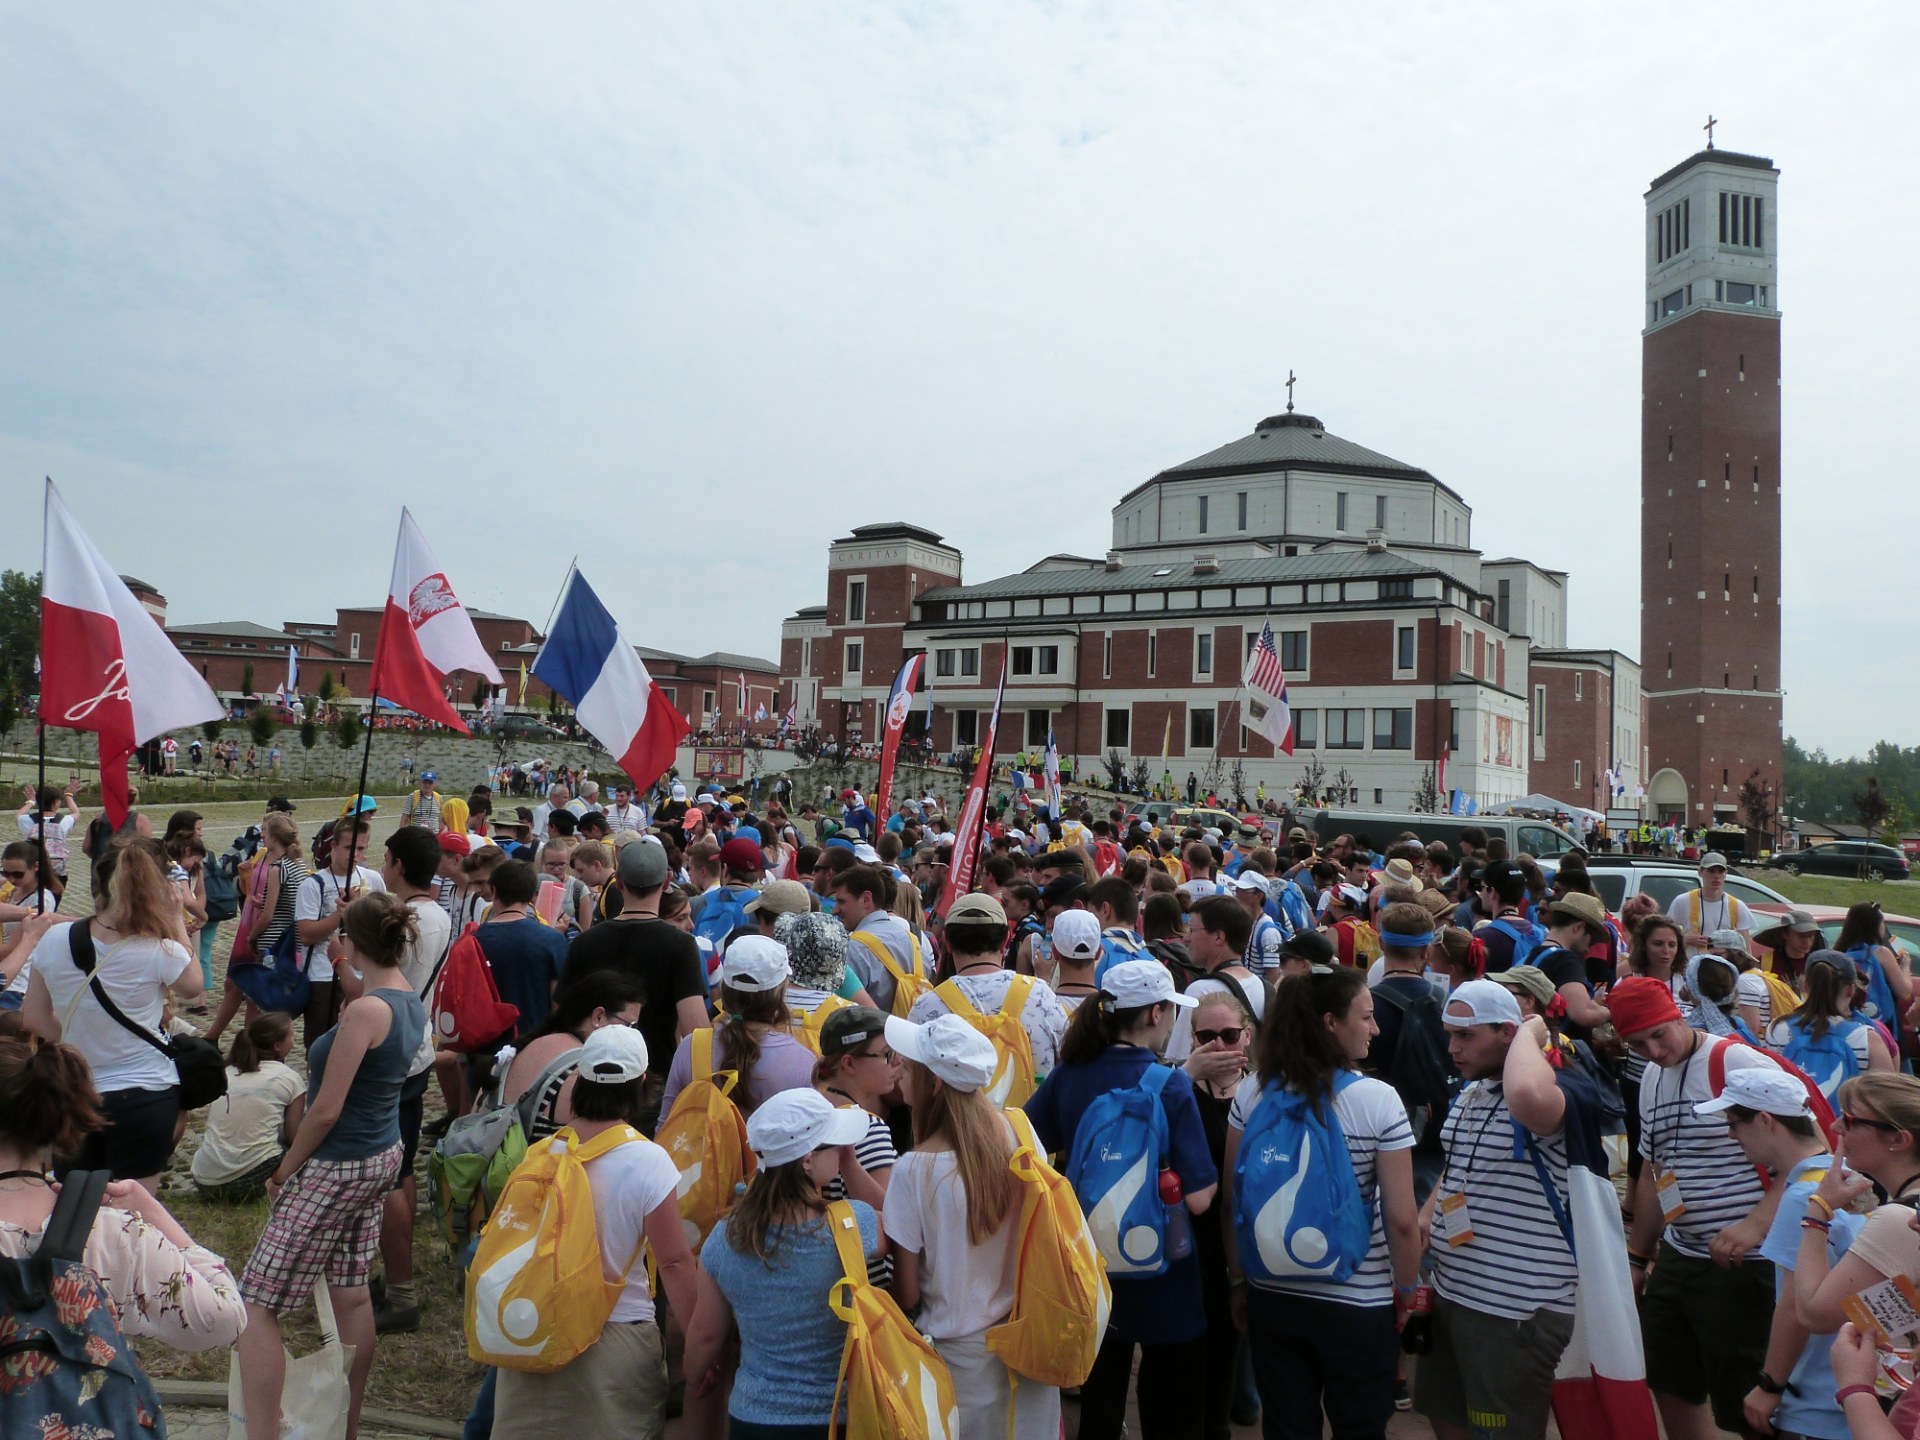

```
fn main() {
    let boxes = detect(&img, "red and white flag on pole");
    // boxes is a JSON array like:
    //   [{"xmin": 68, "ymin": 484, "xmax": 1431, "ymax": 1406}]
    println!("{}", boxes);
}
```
[
  {"xmin": 1551, "ymin": 1133, "xmax": 1659, "ymax": 1440},
  {"xmin": 935, "ymin": 662, "xmax": 1006, "ymax": 919},
  {"xmin": 368, "ymin": 509, "xmax": 502, "ymax": 735},
  {"xmin": 40, "ymin": 480, "xmax": 223, "ymax": 825},
  {"xmin": 874, "ymin": 653, "xmax": 925, "ymax": 823}
]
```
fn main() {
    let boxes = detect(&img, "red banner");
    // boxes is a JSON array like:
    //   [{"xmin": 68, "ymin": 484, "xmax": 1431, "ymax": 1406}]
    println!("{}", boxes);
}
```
[
  {"xmin": 936, "ymin": 664, "xmax": 1006, "ymax": 918},
  {"xmin": 874, "ymin": 653, "xmax": 925, "ymax": 823}
]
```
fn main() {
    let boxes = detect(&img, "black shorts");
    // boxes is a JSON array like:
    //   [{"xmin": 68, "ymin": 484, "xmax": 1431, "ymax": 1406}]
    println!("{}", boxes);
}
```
[
  {"xmin": 68, "ymin": 1085, "xmax": 182, "ymax": 1180},
  {"xmin": 1640, "ymin": 1240, "xmax": 1776, "ymax": 1431},
  {"xmin": 393, "ymin": 1070, "xmax": 432, "ymax": 1191}
]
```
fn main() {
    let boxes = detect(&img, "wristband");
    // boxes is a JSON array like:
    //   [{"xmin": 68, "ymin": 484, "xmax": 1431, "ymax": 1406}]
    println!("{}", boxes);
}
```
[
  {"xmin": 1836, "ymin": 1384, "xmax": 1878, "ymax": 1405},
  {"xmin": 1806, "ymin": 1193, "xmax": 1836, "ymax": 1219},
  {"xmin": 1628, "ymin": 1254, "xmax": 1650, "ymax": 1269},
  {"xmin": 1803, "ymin": 1217, "xmax": 1831, "ymax": 1233},
  {"xmin": 1755, "ymin": 1371, "xmax": 1787, "ymax": 1396}
]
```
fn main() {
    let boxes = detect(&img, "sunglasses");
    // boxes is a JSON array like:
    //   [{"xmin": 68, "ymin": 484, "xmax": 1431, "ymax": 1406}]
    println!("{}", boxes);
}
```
[
  {"xmin": 1838, "ymin": 1112, "xmax": 1903, "ymax": 1136},
  {"xmin": 1192, "ymin": 1026, "xmax": 1246, "ymax": 1046},
  {"xmin": 856, "ymin": 1048, "xmax": 897, "ymax": 1065},
  {"xmin": 1, "ymin": 869, "xmax": 28, "ymax": 882}
]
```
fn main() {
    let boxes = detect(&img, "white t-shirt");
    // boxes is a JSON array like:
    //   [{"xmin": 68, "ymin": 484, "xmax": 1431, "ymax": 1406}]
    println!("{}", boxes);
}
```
[
  {"xmin": 1228, "ymin": 1073, "xmax": 1414, "ymax": 1308},
  {"xmin": 33, "ymin": 926, "xmax": 191, "ymax": 1092},
  {"xmin": 883, "ymin": 1147, "xmax": 1020, "ymax": 1341},
  {"xmin": 1666, "ymin": 890, "xmax": 1751, "ymax": 937},
  {"xmin": 3, "ymin": 889, "xmax": 51, "ymax": 996},
  {"xmin": 398, "ymin": 896, "xmax": 453, "ymax": 1077},
  {"xmin": 1180, "ymin": 877, "xmax": 1223, "ymax": 905},
  {"xmin": 908, "ymin": 971, "xmax": 1070, "ymax": 1077},
  {"xmin": 1736, "ymin": 970, "xmax": 1773, "ymax": 1030},
  {"xmin": 1637, "ymin": 1038, "xmax": 1779, "ymax": 1258},
  {"xmin": 293, "ymin": 866, "xmax": 387, "ymax": 981},
  {"xmin": 191, "ymin": 1061, "xmax": 303, "ymax": 1184},
  {"xmin": 586, "ymin": 1133, "xmax": 682, "ymax": 1323},
  {"xmin": 1165, "ymin": 972, "xmax": 1267, "ymax": 1062}
]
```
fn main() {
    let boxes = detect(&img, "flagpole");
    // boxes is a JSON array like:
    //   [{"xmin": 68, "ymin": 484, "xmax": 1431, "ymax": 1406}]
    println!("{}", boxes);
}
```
[{"xmin": 35, "ymin": 482, "xmax": 50, "ymax": 917}]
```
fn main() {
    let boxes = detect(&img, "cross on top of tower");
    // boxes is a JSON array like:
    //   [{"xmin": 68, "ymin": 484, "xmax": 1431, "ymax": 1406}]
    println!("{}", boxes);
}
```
[
  {"xmin": 1284, "ymin": 369, "xmax": 1297, "ymax": 413},
  {"xmin": 1704, "ymin": 114, "xmax": 1717, "ymax": 150}
]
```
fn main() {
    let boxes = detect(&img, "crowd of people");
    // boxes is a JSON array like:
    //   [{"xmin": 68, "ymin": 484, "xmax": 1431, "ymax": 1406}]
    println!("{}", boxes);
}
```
[{"xmin": 8, "ymin": 761, "xmax": 1920, "ymax": 1440}]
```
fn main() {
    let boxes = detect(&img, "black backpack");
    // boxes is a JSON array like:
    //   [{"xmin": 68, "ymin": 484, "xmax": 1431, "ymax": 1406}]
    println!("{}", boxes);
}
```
[
  {"xmin": 1146, "ymin": 938, "xmax": 1209, "ymax": 994},
  {"xmin": 1370, "ymin": 979, "xmax": 1454, "ymax": 1112}
]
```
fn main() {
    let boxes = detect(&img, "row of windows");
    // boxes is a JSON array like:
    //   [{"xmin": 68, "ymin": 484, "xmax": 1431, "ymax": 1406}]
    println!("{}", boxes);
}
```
[
  {"xmin": 1654, "ymin": 197, "xmax": 1690, "ymax": 263},
  {"xmin": 1097, "ymin": 705, "xmax": 1418, "ymax": 752},
  {"xmin": 934, "ymin": 576, "xmax": 1431, "ymax": 622},
  {"xmin": 1193, "ymin": 490, "xmax": 1394, "ymax": 536},
  {"xmin": 1720, "ymin": 191, "xmax": 1763, "ymax": 249}
]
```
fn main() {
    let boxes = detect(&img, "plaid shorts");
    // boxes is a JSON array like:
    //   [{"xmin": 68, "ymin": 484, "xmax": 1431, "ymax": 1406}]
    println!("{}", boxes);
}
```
[{"xmin": 240, "ymin": 1142, "xmax": 403, "ymax": 1312}]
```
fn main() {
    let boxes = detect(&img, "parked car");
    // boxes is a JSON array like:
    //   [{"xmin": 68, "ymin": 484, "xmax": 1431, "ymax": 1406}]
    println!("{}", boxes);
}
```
[
  {"xmin": 1123, "ymin": 803, "xmax": 1246, "ymax": 835},
  {"xmin": 1298, "ymin": 807, "xmax": 1583, "ymax": 861},
  {"xmin": 488, "ymin": 715, "xmax": 565, "ymax": 741},
  {"xmin": 1765, "ymin": 841, "xmax": 1911, "ymax": 881},
  {"xmin": 1585, "ymin": 857, "xmax": 1793, "ymax": 915}
]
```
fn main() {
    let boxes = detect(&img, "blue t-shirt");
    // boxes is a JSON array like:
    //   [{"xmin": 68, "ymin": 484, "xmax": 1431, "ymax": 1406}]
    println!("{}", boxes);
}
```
[
  {"xmin": 474, "ymin": 917, "xmax": 568, "ymax": 1040},
  {"xmin": 1024, "ymin": 1046, "xmax": 1218, "ymax": 1344},
  {"xmin": 700, "ymin": 1202, "xmax": 881, "ymax": 1426},
  {"xmin": 1758, "ymin": 1154, "xmax": 1863, "ymax": 1440}
]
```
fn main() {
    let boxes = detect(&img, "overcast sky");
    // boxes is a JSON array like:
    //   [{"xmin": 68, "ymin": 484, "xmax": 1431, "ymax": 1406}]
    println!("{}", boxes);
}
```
[{"xmin": 3, "ymin": 4, "xmax": 1912, "ymax": 757}]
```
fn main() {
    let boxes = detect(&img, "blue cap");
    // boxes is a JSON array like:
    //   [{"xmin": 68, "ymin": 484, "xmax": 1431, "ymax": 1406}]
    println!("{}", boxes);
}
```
[
  {"xmin": 348, "ymin": 795, "xmax": 378, "ymax": 814},
  {"xmin": 420, "ymin": 770, "xmax": 437, "ymax": 783}
]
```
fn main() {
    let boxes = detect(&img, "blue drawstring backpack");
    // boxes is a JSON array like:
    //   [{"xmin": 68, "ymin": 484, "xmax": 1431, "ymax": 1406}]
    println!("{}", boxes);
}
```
[
  {"xmin": 1065, "ymin": 1064, "xmax": 1174, "ymax": 1277},
  {"xmin": 693, "ymin": 887, "xmax": 755, "ymax": 958},
  {"xmin": 1232, "ymin": 1072, "xmax": 1372, "ymax": 1284},
  {"xmin": 1487, "ymin": 917, "xmax": 1548, "ymax": 968},
  {"xmin": 1779, "ymin": 1014, "xmax": 1867, "ymax": 1105},
  {"xmin": 1847, "ymin": 945, "xmax": 1900, "ymax": 1027}
]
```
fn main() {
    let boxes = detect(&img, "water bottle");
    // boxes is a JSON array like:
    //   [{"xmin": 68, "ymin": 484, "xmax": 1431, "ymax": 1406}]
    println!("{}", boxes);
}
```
[
  {"xmin": 1399, "ymin": 1284, "xmax": 1434, "ymax": 1355},
  {"xmin": 1157, "ymin": 1166, "xmax": 1195, "ymax": 1262},
  {"xmin": 1035, "ymin": 930, "xmax": 1052, "ymax": 975}
]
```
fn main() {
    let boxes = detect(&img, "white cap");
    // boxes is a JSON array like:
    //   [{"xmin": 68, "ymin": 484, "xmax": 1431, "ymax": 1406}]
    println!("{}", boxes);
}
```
[
  {"xmin": 1051, "ymin": 910, "xmax": 1102, "ymax": 960},
  {"xmin": 885, "ymin": 1014, "xmax": 997, "ymax": 1092},
  {"xmin": 1443, "ymin": 979, "xmax": 1524, "ymax": 1028},
  {"xmin": 1708, "ymin": 928, "xmax": 1748, "ymax": 953},
  {"xmin": 852, "ymin": 843, "xmax": 881, "ymax": 864},
  {"xmin": 575, "ymin": 1024, "xmax": 650, "ymax": 1084},
  {"xmin": 1103, "ymin": 958, "xmax": 1197, "ymax": 1011},
  {"xmin": 1694, "ymin": 1068, "xmax": 1813, "ymax": 1119},
  {"xmin": 670, "ymin": 782, "xmax": 687, "ymax": 801},
  {"xmin": 1231, "ymin": 872, "xmax": 1270, "ymax": 893},
  {"xmin": 746, "ymin": 1087, "xmax": 870, "ymax": 1167},
  {"xmin": 720, "ymin": 934, "xmax": 791, "ymax": 992}
]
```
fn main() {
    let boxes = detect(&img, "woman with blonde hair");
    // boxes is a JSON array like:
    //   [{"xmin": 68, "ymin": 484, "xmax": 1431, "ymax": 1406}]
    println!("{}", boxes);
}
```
[
  {"xmin": 883, "ymin": 1012, "xmax": 1052, "ymax": 1439},
  {"xmin": 22, "ymin": 837, "xmax": 204, "ymax": 1190}
]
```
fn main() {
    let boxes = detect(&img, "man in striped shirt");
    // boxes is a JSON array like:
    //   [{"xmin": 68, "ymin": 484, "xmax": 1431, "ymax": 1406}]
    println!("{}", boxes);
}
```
[
  {"xmin": 1614, "ymin": 975, "xmax": 1783, "ymax": 1440},
  {"xmin": 1415, "ymin": 979, "xmax": 1587, "ymax": 1440}
]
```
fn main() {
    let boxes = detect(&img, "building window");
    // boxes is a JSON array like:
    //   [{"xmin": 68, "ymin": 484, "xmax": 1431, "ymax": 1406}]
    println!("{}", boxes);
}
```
[
  {"xmin": 1279, "ymin": 629, "xmax": 1308, "ymax": 671},
  {"xmin": 1373, "ymin": 708, "xmax": 1413, "ymax": 750},
  {"xmin": 1102, "ymin": 633, "xmax": 1112, "ymax": 678},
  {"xmin": 1395, "ymin": 625, "xmax": 1416, "ymax": 672},
  {"xmin": 1574, "ymin": 672, "xmax": 1584, "ymax": 700},
  {"xmin": 1660, "ymin": 289, "xmax": 1684, "ymax": 318},
  {"xmin": 1105, "ymin": 708, "xmax": 1130, "ymax": 749},
  {"xmin": 1195, "ymin": 633, "xmax": 1213, "ymax": 678},
  {"xmin": 349, "ymin": 633, "xmax": 361, "ymax": 659},
  {"xmin": 702, "ymin": 689, "xmax": 715, "ymax": 717},
  {"xmin": 1237, "ymin": 492, "xmax": 1248, "ymax": 531},
  {"xmin": 1190, "ymin": 709, "xmax": 1216, "ymax": 748},
  {"xmin": 1533, "ymin": 683, "xmax": 1547, "ymax": 735},
  {"xmin": 962, "ymin": 648, "xmax": 979, "ymax": 677},
  {"xmin": 1011, "ymin": 647, "xmax": 1033, "ymax": 677},
  {"xmin": 1325, "ymin": 708, "xmax": 1366, "ymax": 749},
  {"xmin": 846, "ymin": 579, "xmax": 866, "ymax": 623},
  {"xmin": 1198, "ymin": 496, "xmax": 1209, "ymax": 534},
  {"xmin": 1027, "ymin": 709, "xmax": 1050, "ymax": 747},
  {"xmin": 1375, "ymin": 494, "xmax": 1387, "ymax": 530},
  {"xmin": 1574, "ymin": 759, "xmax": 1583, "ymax": 788},
  {"xmin": 1293, "ymin": 709, "xmax": 1318, "ymax": 749},
  {"xmin": 935, "ymin": 648, "xmax": 957, "ymax": 678},
  {"xmin": 844, "ymin": 641, "xmax": 863, "ymax": 679},
  {"xmin": 1448, "ymin": 707, "xmax": 1460, "ymax": 754},
  {"xmin": 1380, "ymin": 578, "xmax": 1412, "ymax": 599},
  {"xmin": 1724, "ymin": 280, "xmax": 1756, "ymax": 306},
  {"xmin": 1335, "ymin": 492, "xmax": 1349, "ymax": 531},
  {"xmin": 955, "ymin": 709, "xmax": 978, "ymax": 746},
  {"xmin": 1147, "ymin": 632, "xmax": 1158, "ymax": 678},
  {"xmin": 1037, "ymin": 645, "xmax": 1059, "ymax": 675}
]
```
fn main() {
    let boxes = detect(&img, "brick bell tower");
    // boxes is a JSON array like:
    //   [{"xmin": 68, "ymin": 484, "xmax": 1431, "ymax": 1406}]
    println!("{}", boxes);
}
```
[{"xmin": 1640, "ymin": 128, "xmax": 1783, "ymax": 832}]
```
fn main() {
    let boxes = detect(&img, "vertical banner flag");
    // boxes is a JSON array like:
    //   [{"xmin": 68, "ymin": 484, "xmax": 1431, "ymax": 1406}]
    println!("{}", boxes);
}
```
[
  {"xmin": 532, "ymin": 568, "xmax": 690, "ymax": 792},
  {"xmin": 1242, "ymin": 619, "xmax": 1295, "ymax": 755},
  {"xmin": 1551, "ymin": 1139, "xmax": 1661, "ymax": 1440},
  {"xmin": 874, "ymin": 654, "xmax": 925, "ymax": 822},
  {"xmin": 368, "ymin": 509, "xmax": 502, "ymax": 734},
  {"xmin": 1437, "ymin": 738, "xmax": 1451, "ymax": 799},
  {"xmin": 1161, "ymin": 711, "xmax": 1172, "ymax": 761},
  {"xmin": 285, "ymin": 644, "xmax": 299, "ymax": 699},
  {"xmin": 936, "ymin": 663, "xmax": 1006, "ymax": 918},
  {"xmin": 736, "ymin": 672, "xmax": 747, "ymax": 717},
  {"xmin": 518, "ymin": 659, "xmax": 529, "ymax": 707},
  {"xmin": 1043, "ymin": 726, "xmax": 1062, "ymax": 822},
  {"xmin": 40, "ymin": 480, "xmax": 223, "ymax": 825}
]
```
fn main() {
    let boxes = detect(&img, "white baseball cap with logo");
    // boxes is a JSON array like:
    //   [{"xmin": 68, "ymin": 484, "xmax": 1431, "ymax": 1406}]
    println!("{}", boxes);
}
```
[
  {"xmin": 1050, "ymin": 909, "xmax": 1102, "ymax": 961},
  {"xmin": 885, "ymin": 1014, "xmax": 997, "ymax": 1092},
  {"xmin": 1442, "ymin": 979, "xmax": 1523, "ymax": 1029},
  {"xmin": 574, "ymin": 1024, "xmax": 650, "ymax": 1084},
  {"xmin": 746, "ymin": 1088, "xmax": 871, "ymax": 1167},
  {"xmin": 1102, "ymin": 959, "xmax": 1197, "ymax": 1011},
  {"xmin": 1694, "ymin": 1068, "xmax": 1813, "ymax": 1119}
]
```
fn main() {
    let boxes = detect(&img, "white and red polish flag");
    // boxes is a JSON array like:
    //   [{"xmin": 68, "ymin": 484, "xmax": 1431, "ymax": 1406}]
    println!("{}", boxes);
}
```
[
  {"xmin": 40, "ymin": 480, "xmax": 223, "ymax": 825},
  {"xmin": 1550, "ymin": 1137, "xmax": 1659, "ymax": 1440},
  {"xmin": 368, "ymin": 509, "xmax": 502, "ymax": 734}
]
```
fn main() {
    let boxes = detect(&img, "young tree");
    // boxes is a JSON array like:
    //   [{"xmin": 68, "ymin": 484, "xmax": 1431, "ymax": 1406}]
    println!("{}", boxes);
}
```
[
  {"xmin": 1128, "ymin": 757, "xmax": 1153, "ymax": 796},
  {"xmin": 1855, "ymin": 776, "xmax": 1892, "ymax": 834},
  {"xmin": 470, "ymin": 674, "xmax": 490, "ymax": 706},
  {"xmin": 0, "ymin": 687, "xmax": 16, "ymax": 737},
  {"xmin": 335, "ymin": 709, "xmax": 362, "ymax": 750},
  {"xmin": 0, "ymin": 569, "xmax": 40, "ymax": 701},
  {"xmin": 1332, "ymin": 766, "xmax": 1358, "ymax": 806},
  {"xmin": 1228, "ymin": 759, "xmax": 1249, "ymax": 810},
  {"xmin": 249, "ymin": 709, "xmax": 277, "ymax": 747},
  {"xmin": 317, "ymin": 671, "xmax": 337, "ymax": 703},
  {"xmin": 1296, "ymin": 756, "xmax": 1328, "ymax": 805},
  {"xmin": 1200, "ymin": 755, "xmax": 1227, "ymax": 800},
  {"xmin": 1737, "ymin": 770, "xmax": 1776, "ymax": 837},
  {"xmin": 1413, "ymin": 764, "xmax": 1440, "ymax": 814},
  {"xmin": 299, "ymin": 718, "xmax": 318, "ymax": 751},
  {"xmin": 240, "ymin": 661, "xmax": 255, "ymax": 696},
  {"xmin": 201, "ymin": 719, "xmax": 223, "ymax": 742}
]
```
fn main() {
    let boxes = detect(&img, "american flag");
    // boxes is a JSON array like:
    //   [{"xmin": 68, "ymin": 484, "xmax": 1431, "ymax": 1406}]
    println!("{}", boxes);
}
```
[{"xmin": 1242, "ymin": 620, "xmax": 1294, "ymax": 755}]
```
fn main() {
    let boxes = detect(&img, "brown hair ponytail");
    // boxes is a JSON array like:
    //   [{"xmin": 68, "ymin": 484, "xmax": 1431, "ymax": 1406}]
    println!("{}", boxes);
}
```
[
  {"xmin": 340, "ymin": 891, "xmax": 417, "ymax": 970},
  {"xmin": 0, "ymin": 1036, "xmax": 105, "ymax": 1156}
]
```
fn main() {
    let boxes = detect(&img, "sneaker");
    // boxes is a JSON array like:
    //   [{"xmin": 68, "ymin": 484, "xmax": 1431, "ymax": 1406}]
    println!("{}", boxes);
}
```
[
  {"xmin": 1395, "ymin": 1378, "xmax": 1412, "ymax": 1411},
  {"xmin": 372, "ymin": 1300, "xmax": 421, "ymax": 1334}
]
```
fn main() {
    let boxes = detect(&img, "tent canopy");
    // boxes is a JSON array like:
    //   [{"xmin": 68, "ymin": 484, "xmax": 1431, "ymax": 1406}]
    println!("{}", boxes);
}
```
[{"xmin": 1484, "ymin": 793, "xmax": 1605, "ymax": 830}]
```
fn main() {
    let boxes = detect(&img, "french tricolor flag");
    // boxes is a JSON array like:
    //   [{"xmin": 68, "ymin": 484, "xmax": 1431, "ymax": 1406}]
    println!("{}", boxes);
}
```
[{"xmin": 532, "ymin": 569, "xmax": 688, "ymax": 792}]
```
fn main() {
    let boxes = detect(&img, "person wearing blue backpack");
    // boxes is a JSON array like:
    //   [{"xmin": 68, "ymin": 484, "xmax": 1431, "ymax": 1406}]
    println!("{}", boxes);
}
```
[
  {"xmin": 1767, "ymin": 950, "xmax": 1894, "ymax": 1104},
  {"xmin": 1834, "ymin": 902, "xmax": 1912, "ymax": 1039},
  {"xmin": 690, "ymin": 835, "xmax": 766, "ymax": 962},
  {"xmin": 1224, "ymin": 965, "xmax": 1420, "ymax": 1438},
  {"xmin": 1024, "ymin": 959, "xmax": 1216, "ymax": 1440}
]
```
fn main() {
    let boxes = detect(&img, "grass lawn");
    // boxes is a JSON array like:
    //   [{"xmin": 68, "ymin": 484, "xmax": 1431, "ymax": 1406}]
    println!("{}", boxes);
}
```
[{"xmin": 1748, "ymin": 872, "xmax": 1920, "ymax": 913}]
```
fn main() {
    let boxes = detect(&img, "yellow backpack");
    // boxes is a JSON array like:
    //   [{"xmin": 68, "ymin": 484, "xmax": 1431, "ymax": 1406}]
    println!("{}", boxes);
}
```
[
  {"xmin": 987, "ymin": 1109, "xmax": 1111, "ymax": 1390},
  {"xmin": 654, "ymin": 1029, "xmax": 755, "ymax": 1252},
  {"xmin": 1753, "ymin": 964, "xmax": 1801, "ymax": 1025},
  {"xmin": 851, "ymin": 930, "xmax": 934, "ymax": 1018},
  {"xmin": 934, "ymin": 976, "xmax": 1038, "ymax": 1108},
  {"xmin": 465, "ymin": 1123, "xmax": 646, "ymax": 1373},
  {"xmin": 824, "ymin": 1199, "xmax": 959, "ymax": 1440},
  {"xmin": 792, "ymin": 994, "xmax": 855, "ymax": 1055}
]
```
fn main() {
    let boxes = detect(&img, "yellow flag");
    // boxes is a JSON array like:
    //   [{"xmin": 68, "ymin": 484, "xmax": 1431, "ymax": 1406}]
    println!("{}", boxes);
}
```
[
  {"xmin": 1161, "ymin": 712, "xmax": 1172, "ymax": 760},
  {"xmin": 518, "ymin": 660, "xmax": 528, "ymax": 705}
]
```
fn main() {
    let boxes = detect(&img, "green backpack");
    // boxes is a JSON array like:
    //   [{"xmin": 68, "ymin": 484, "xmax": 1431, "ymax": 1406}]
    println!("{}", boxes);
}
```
[{"xmin": 428, "ymin": 1046, "xmax": 581, "ymax": 1256}]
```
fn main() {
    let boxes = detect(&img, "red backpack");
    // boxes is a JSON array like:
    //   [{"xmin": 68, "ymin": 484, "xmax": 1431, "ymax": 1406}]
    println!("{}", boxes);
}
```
[
  {"xmin": 432, "ymin": 924, "xmax": 521, "ymax": 1052},
  {"xmin": 1706, "ymin": 1035, "xmax": 1840, "ymax": 1161}
]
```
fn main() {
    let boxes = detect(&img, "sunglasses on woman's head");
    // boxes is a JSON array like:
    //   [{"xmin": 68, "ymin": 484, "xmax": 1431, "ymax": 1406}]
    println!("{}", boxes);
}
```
[{"xmin": 1192, "ymin": 1026, "xmax": 1245, "ymax": 1046}]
